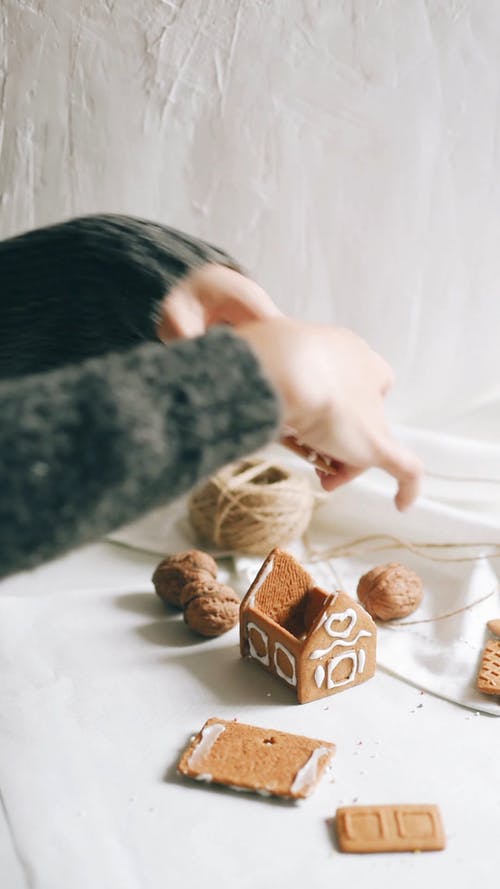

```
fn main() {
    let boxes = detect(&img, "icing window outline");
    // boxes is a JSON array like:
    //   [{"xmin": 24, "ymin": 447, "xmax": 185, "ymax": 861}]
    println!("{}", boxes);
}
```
[
  {"xmin": 326, "ymin": 651, "xmax": 357, "ymax": 688},
  {"xmin": 246, "ymin": 621, "xmax": 270, "ymax": 666},
  {"xmin": 273, "ymin": 642, "xmax": 297, "ymax": 687}
]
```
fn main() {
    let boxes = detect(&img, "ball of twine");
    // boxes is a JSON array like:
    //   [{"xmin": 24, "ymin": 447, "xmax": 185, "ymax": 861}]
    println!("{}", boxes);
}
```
[{"xmin": 188, "ymin": 458, "xmax": 315, "ymax": 555}]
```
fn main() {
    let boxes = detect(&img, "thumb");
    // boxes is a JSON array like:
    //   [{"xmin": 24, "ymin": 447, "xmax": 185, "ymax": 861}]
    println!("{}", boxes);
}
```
[{"xmin": 158, "ymin": 287, "xmax": 206, "ymax": 340}]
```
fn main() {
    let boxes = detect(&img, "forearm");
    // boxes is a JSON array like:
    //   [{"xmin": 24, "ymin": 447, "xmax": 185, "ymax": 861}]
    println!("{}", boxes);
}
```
[
  {"xmin": 0, "ymin": 214, "xmax": 241, "ymax": 378},
  {"xmin": 0, "ymin": 327, "xmax": 280, "ymax": 578}
]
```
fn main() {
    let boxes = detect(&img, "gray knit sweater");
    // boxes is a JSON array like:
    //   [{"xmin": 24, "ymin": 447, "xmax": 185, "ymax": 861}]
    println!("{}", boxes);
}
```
[{"xmin": 0, "ymin": 215, "xmax": 281, "ymax": 578}]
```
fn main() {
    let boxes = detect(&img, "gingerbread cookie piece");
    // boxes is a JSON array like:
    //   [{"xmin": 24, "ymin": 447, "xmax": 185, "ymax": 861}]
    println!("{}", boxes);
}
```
[
  {"xmin": 280, "ymin": 434, "xmax": 338, "ymax": 476},
  {"xmin": 240, "ymin": 548, "xmax": 376, "ymax": 704},
  {"xmin": 178, "ymin": 717, "xmax": 335, "ymax": 800},
  {"xmin": 336, "ymin": 804, "xmax": 445, "ymax": 853},
  {"xmin": 477, "ymin": 639, "xmax": 500, "ymax": 695}
]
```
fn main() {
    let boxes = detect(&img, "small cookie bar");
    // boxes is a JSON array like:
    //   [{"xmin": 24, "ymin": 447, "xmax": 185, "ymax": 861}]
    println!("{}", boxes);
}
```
[
  {"xmin": 280, "ymin": 434, "xmax": 338, "ymax": 476},
  {"xmin": 477, "ymin": 639, "xmax": 500, "ymax": 695},
  {"xmin": 336, "ymin": 804, "xmax": 445, "ymax": 853},
  {"xmin": 178, "ymin": 717, "xmax": 335, "ymax": 800}
]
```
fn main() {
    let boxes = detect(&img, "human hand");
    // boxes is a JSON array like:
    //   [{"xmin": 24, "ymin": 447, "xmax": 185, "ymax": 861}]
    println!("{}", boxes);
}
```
[
  {"xmin": 235, "ymin": 318, "xmax": 423, "ymax": 510},
  {"xmin": 157, "ymin": 263, "xmax": 282, "ymax": 340}
]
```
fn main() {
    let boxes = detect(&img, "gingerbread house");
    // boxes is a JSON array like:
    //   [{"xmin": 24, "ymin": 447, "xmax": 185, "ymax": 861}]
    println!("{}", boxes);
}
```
[{"xmin": 240, "ymin": 548, "xmax": 377, "ymax": 704}]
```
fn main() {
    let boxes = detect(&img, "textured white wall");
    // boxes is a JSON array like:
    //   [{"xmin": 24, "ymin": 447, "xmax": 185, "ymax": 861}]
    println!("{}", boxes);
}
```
[{"xmin": 1, "ymin": 1, "xmax": 500, "ymax": 431}]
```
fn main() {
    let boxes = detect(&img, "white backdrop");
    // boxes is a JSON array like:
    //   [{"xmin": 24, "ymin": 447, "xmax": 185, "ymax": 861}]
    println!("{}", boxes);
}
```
[
  {"xmin": 1, "ymin": 0, "xmax": 500, "ymax": 434},
  {"xmin": 2, "ymin": 7, "xmax": 500, "ymax": 886}
]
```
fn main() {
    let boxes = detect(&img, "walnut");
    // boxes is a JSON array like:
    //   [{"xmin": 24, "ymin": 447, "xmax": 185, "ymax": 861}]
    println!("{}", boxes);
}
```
[
  {"xmin": 152, "ymin": 549, "xmax": 218, "ymax": 609},
  {"xmin": 487, "ymin": 619, "xmax": 500, "ymax": 637},
  {"xmin": 357, "ymin": 562, "xmax": 423, "ymax": 621},
  {"xmin": 182, "ymin": 579, "xmax": 240, "ymax": 637}
]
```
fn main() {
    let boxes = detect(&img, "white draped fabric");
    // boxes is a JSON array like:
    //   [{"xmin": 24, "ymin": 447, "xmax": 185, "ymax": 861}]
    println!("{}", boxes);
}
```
[{"xmin": 1, "ymin": 2, "xmax": 499, "ymax": 885}]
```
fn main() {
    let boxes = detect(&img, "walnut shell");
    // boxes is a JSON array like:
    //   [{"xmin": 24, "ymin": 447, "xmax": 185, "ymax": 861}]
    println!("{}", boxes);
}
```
[
  {"xmin": 357, "ymin": 562, "xmax": 423, "ymax": 621},
  {"xmin": 182, "ymin": 580, "xmax": 240, "ymax": 637},
  {"xmin": 152, "ymin": 549, "xmax": 218, "ymax": 609},
  {"xmin": 487, "ymin": 619, "xmax": 500, "ymax": 637}
]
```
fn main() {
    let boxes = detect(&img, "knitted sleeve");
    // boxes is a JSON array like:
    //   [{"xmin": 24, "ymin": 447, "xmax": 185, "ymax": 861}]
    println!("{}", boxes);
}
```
[
  {"xmin": 0, "ymin": 214, "xmax": 242, "ymax": 378},
  {"xmin": 0, "ymin": 327, "xmax": 281, "ymax": 578}
]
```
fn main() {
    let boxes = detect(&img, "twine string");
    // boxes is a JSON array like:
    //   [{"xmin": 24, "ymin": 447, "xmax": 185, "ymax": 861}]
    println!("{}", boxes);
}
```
[
  {"xmin": 304, "ymin": 534, "xmax": 499, "ymax": 627},
  {"xmin": 210, "ymin": 472, "xmax": 310, "ymax": 542},
  {"xmin": 189, "ymin": 458, "xmax": 315, "ymax": 555},
  {"xmin": 386, "ymin": 590, "xmax": 497, "ymax": 626},
  {"xmin": 304, "ymin": 532, "xmax": 500, "ymax": 564},
  {"xmin": 425, "ymin": 469, "xmax": 500, "ymax": 485}
]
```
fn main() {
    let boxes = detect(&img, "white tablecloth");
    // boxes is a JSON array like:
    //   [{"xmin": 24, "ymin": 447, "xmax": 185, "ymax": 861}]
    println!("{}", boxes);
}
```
[{"xmin": 1, "ymin": 441, "xmax": 499, "ymax": 888}]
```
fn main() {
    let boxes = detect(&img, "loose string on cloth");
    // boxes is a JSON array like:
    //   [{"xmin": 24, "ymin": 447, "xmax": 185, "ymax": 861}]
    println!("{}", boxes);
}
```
[
  {"xmin": 426, "ymin": 469, "xmax": 500, "ymax": 485},
  {"xmin": 304, "ymin": 533, "xmax": 500, "ymax": 564},
  {"xmin": 304, "ymin": 536, "xmax": 499, "ymax": 627},
  {"xmin": 386, "ymin": 590, "xmax": 497, "ymax": 626}
]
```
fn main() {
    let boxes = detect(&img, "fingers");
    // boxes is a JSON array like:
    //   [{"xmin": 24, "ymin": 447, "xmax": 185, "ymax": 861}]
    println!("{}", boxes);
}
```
[
  {"xmin": 159, "ymin": 287, "xmax": 206, "ymax": 340},
  {"xmin": 192, "ymin": 263, "xmax": 283, "ymax": 326},
  {"xmin": 212, "ymin": 278, "xmax": 283, "ymax": 327},
  {"xmin": 379, "ymin": 360, "xmax": 395, "ymax": 395},
  {"xmin": 368, "ymin": 349, "xmax": 395, "ymax": 395},
  {"xmin": 159, "ymin": 267, "xmax": 282, "ymax": 341},
  {"xmin": 315, "ymin": 443, "xmax": 423, "ymax": 512},
  {"xmin": 316, "ymin": 465, "xmax": 364, "ymax": 492},
  {"xmin": 375, "ymin": 441, "xmax": 424, "ymax": 511}
]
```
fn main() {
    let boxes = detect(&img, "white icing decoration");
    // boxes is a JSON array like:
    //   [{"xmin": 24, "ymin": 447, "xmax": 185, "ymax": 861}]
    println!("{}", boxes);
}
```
[
  {"xmin": 247, "ymin": 622, "xmax": 270, "ymax": 665},
  {"xmin": 326, "ymin": 651, "xmax": 357, "ymax": 688},
  {"xmin": 309, "ymin": 629, "xmax": 372, "ymax": 660},
  {"xmin": 194, "ymin": 773, "xmax": 212, "ymax": 782},
  {"xmin": 324, "ymin": 608, "xmax": 358, "ymax": 639},
  {"xmin": 273, "ymin": 642, "xmax": 297, "ymax": 686},
  {"xmin": 188, "ymin": 722, "xmax": 225, "ymax": 770},
  {"xmin": 227, "ymin": 785, "xmax": 272, "ymax": 797},
  {"xmin": 314, "ymin": 664, "xmax": 325, "ymax": 688},
  {"xmin": 247, "ymin": 556, "xmax": 274, "ymax": 608},
  {"xmin": 291, "ymin": 747, "xmax": 331, "ymax": 795},
  {"xmin": 358, "ymin": 648, "xmax": 366, "ymax": 673}
]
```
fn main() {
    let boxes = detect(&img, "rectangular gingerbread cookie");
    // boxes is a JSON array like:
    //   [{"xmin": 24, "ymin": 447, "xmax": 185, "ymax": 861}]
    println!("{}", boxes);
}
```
[
  {"xmin": 336, "ymin": 804, "xmax": 445, "ymax": 853},
  {"xmin": 178, "ymin": 717, "xmax": 335, "ymax": 800},
  {"xmin": 477, "ymin": 639, "xmax": 500, "ymax": 694}
]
